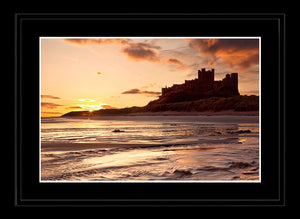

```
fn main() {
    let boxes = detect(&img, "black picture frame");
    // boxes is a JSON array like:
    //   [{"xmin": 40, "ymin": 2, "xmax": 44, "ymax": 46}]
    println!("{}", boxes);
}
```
[{"xmin": 13, "ymin": 13, "xmax": 286, "ymax": 207}]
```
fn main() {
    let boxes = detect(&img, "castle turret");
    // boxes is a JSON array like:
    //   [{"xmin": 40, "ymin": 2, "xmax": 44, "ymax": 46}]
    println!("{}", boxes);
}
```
[
  {"xmin": 230, "ymin": 73, "xmax": 238, "ymax": 92},
  {"xmin": 162, "ymin": 86, "xmax": 168, "ymax": 95},
  {"xmin": 198, "ymin": 68, "xmax": 214, "ymax": 83},
  {"xmin": 230, "ymin": 73, "xmax": 239, "ymax": 95},
  {"xmin": 222, "ymin": 73, "xmax": 239, "ymax": 96}
]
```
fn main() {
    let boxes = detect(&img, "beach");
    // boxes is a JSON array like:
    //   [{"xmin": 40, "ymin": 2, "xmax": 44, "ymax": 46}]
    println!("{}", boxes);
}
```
[{"xmin": 41, "ymin": 113, "xmax": 260, "ymax": 181}]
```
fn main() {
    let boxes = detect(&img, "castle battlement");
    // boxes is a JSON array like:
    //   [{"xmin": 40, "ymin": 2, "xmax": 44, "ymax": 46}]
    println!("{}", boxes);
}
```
[{"xmin": 159, "ymin": 68, "xmax": 239, "ymax": 104}]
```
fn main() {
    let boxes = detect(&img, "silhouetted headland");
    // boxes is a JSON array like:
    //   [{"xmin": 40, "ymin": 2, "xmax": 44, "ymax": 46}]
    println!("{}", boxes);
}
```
[
  {"xmin": 62, "ymin": 95, "xmax": 259, "ymax": 117},
  {"xmin": 62, "ymin": 68, "xmax": 259, "ymax": 117}
]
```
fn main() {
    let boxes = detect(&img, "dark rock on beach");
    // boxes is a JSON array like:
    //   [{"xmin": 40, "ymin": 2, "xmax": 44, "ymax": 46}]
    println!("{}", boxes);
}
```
[
  {"xmin": 228, "ymin": 162, "xmax": 253, "ymax": 168},
  {"xmin": 173, "ymin": 169, "xmax": 193, "ymax": 177},
  {"xmin": 228, "ymin": 130, "xmax": 252, "ymax": 134},
  {"xmin": 236, "ymin": 130, "xmax": 252, "ymax": 133},
  {"xmin": 232, "ymin": 176, "xmax": 240, "ymax": 180},
  {"xmin": 112, "ymin": 129, "xmax": 125, "ymax": 133}
]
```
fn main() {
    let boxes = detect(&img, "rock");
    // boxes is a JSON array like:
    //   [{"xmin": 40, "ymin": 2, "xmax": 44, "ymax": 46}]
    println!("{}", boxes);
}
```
[
  {"xmin": 112, "ymin": 129, "xmax": 125, "ymax": 133},
  {"xmin": 155, "ymin": 157, "xmax": 169, "ymax": 161},
  {"xmin": 228, "ymin": 130, "xmax": 252, "ymax": 134},
  {"xmin": 232, "ymin": 176, "xmax": 240, "ymax": 180},
  {"xmin": 243, "ymin": 171, "xmax": 258, "ymax": 175},
  {"xmin": 228, "ymin": 162, "xmax": 252, "ymax": 168},
  {"xmin": 173, "ymin": 169, "xmax": 193, "ymax": 177},
  {"xmin": 236, "ymin": 130, "xmax": 251, "ymax": 133}
]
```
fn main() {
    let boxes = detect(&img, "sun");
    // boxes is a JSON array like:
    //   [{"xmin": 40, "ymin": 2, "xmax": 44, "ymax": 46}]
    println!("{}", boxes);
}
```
[{"xmin": 76, "ymin": 103, "xmax": 104, "ymax": 111}]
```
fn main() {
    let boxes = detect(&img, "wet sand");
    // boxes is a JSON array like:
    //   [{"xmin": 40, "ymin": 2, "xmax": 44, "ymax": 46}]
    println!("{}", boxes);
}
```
[
  {"xmin": 126, "ymin": 110, "xmax": 259, "ymax": 116},
  {"xmin": 41, "ymin": 114, "xmax": 259, "ymax": 181},
  {"xmin": 41, "ymin": 142, "xmax": 150, "ymax": 152}
]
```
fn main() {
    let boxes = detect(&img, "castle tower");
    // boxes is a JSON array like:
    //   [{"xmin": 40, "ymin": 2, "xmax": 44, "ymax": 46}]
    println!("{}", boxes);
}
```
[
  {"xmin": 198, "ymin": 68, "xmax": 214, "ymax": 83},
  {"xmin": 222, "ymin": 73, "xmax": 239, "ymax": 96},
  {"xmin": 223, "ymin": 74, "xmax": 231, "ymax": 88},
  {"xmin": 161, "ymin": 86, "xmax": 168, "ymax": 95},
  {"xmin": 230, "ymin": 73, "xmax": 238, "ymax": 91}
]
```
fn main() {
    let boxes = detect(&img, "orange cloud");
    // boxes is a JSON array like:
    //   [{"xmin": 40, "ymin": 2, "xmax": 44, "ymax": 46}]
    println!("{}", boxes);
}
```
[
  {"xmin": 41, "ymin": 102, "xmax": 63, "ymax": 109},
  {"xmin": 121, "ymin": 43, "xmax": 160, "ymax": 63},
  {"xmin": 187, "ymin": 39, "xmax": 259, "ymax": 71},
  {"xmin": 97, "ymin": 72, "xmax": 103, "ymax": 75},
  {"xmin": 64, "ymin": 38, "xmax": 162, "ymax": 63},
  {"xmin": 188, "ymin": 39, "xmax": 258, "ymax": 54},
  {"xmin": 127, "ymin": 42, "xmax": 161, "ymax": 50},
  {"xmin": 167, "ymin": 58, "xmax": 184, "ymax": 66},
  {"xmin": 221, "ymin": 53, "xmax": 259, "ymax": 70},
  {"xmin": 167, "ymin": 58, "xmax": 189, "ymax": 71},
  {"xmin": 67, "ymin": 106, "xmax": 83, "ymax": 109},
  {"xmin": 41, "ymin": 95, "xmax": 60, "ymax": 99},
  {"xmin": 63, "ymin": 38, "xmax": 129, "ymax": 45},
  {"xmin": 41, "ymin": 112, "xmax": 61, "ymax": 115},
  {"xmin": 122, "ymin": 88, "xmax": 161, "ymax": 96}
]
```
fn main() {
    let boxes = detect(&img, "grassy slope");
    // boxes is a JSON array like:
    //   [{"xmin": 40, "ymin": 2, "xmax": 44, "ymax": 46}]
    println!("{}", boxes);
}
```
[{"xmin": 62, "ymin": 95, "xmax": 259, "ymax": 117}]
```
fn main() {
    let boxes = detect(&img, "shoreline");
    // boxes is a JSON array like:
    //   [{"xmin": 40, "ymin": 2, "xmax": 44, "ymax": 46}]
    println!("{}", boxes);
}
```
[
  {"xmin": 46, "ymin": 110, "xmax": 259, "ymax": 119},
  {"xmin": 41, "ymin": 142, "xmax": 173, "ymax": 152},
  {"xmin": 126, "ymin": 110, "xmax": 259, "ymax": 116}
]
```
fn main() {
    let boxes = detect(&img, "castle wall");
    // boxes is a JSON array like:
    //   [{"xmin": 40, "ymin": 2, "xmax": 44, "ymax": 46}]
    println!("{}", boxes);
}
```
[{"xmin": 161, "ymin": 68, "xmax": 239, "ymax": 100}]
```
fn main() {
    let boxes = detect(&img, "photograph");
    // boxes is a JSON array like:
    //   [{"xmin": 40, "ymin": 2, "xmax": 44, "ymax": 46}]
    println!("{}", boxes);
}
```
[{"xmin": 40, "ymin": 37, "xmax": 260, "ymax": 182}]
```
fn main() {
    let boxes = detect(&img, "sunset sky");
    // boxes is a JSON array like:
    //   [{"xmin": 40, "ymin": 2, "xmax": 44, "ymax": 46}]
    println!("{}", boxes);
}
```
[{"xmin": 40, "ymin": 37, "xmax": 260, "ymax": 117}]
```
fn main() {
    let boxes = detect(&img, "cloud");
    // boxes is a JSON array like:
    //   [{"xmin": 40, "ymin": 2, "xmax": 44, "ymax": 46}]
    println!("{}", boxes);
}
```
[
  {"xmin": 166, "ymin": 58, "xmax": 190, "ymax": 71},
  {"xmin": 187, "ymin": 39, "xmax": 259, "ymax": 71},
  {"xmin": 167, "ymin": 58, "xmax": 184, "ymax": 66},
  {"xmin": 122, "ymin": 88, "xmax": 161, "ymax": 96},
  {"xmin": 63, "ymin": 38, "xmax": 129, "ymax": 45},
  {"xmin": 63, "ymin": 38, "xmax": 162, "ymax": 63},
  {"xmin": 67, "ymin": 104, "xmax": 118, "ymax": 110},
  {"xmin": 63, "ymin": 39, "xmax": 161, "ymax": 50},
  {"xmin": 41, "ymin": 95, "xmax": 60, "ymax": 99},
  {"xmin": 141, "ymin": 83, "xmax": 157, "ymax": 89},
  {"xmin": 67, "ymin": 106, "xmax": 83, "ymax": 109},
  {"xmin": 128, "ymin": 42, "xmax": 161, "ymax": 50},
  {"xmin": 41, "ymin": 111, "xmax": 62, "ymax": 115},
  {"xmin": 41, "ymin": 102, "xmax": 63, "ymax": 109},
  {"xmin": 221, "ymin": 53, "xmax": 259, "ymax": 70},
  {"xmin": 101, "ymin": 105, "xmax": 117, "ymax": 109},
  {"xmin": 122, "ymin": 88, "xmax": 140, "ymax": 94},
  {"xmin": 97, "ymin": 72, "xmax": 103, "ymax": 75},
  {"xmin": 121, "ymin": 43, "xmax": 160, "ymax": 62},
  {"xmin": 188, "ymin": 39, "xmax": 258, "ymax": 54},
  {"xmin": 78, "ymin": 98, "xmax": 96, "ymax": 102}
]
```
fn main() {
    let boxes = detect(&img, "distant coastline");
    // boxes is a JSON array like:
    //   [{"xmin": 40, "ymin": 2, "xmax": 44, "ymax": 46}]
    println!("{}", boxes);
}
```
[
  {"xmin": 126, "ymin": 110, "xmax": 259, "ymax": 116},
  {"xmin": 61, "ymin": 95, "xmax": 259, "ymax": 117}
]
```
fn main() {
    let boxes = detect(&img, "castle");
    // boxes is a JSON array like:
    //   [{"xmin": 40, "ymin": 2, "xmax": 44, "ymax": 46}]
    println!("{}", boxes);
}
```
[{"xmin": 149, "ymin": 68, "xmax": 240, "ymax": 105}]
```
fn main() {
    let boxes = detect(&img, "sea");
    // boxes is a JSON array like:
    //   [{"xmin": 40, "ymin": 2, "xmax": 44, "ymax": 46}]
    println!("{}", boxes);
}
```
[{"xmin": 40, "ymin": 115, "xmax": 260, "ymax": 182}]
